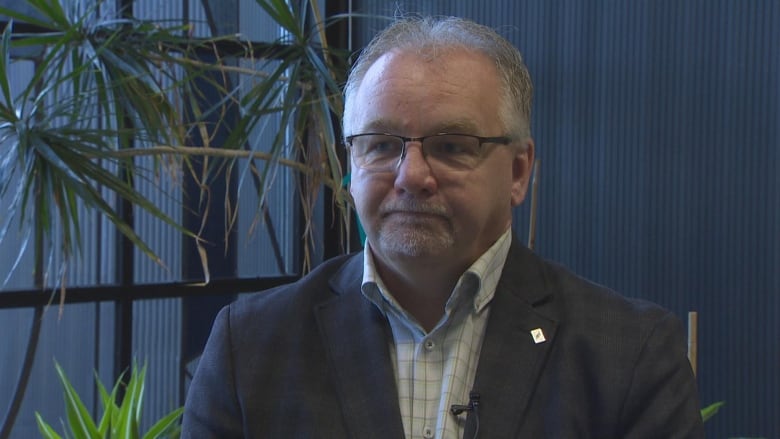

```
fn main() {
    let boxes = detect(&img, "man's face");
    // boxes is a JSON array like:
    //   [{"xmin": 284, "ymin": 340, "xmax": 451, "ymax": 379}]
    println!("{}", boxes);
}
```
[{"xmin": 347, "ymin": 48, "xmax": 534, "ymax": 272}]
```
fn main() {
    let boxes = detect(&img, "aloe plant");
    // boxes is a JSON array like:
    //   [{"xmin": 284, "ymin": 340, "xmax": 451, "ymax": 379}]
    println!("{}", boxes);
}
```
[{"xmin": 35, "ymin": 361, "xmax": 182, "ymax": 439}]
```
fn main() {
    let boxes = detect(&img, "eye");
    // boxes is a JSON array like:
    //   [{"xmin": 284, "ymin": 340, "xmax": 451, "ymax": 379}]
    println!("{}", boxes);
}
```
[
  {"xmin": 357, "ymin": 135, "xmax": 402, "ymax": 163},
  {"xmin": 427, "ymin": 135, "xmax": 478, "ymax": 157},
  {"xmin": 368, "ymin": 139, "xmax": 398, "ymax": 154},
  {"xmin": 437, "ymin": 141, "xmax": 461, "ymax": 155},
  {"xmin": 348, "ymin": 134, "xmax": 404, "ymax": 170}
]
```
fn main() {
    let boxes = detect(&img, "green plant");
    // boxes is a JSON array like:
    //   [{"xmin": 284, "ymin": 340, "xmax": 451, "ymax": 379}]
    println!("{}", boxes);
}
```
[
  {"xmin": 699, "ymin": 402, "xmax": 767, "ymax": 439},
  {"xmin": 35, "ymin": 361, "xmax": 182, "ymax": 439},
  {"xmin": 0, "ymin": 0, "xmax": 350, "ymax": 286},
  {"xmin": 0, "ymin": 1, "xmax": 351, "ymax": 435},
  {"xmin": 1, "ymin": 0, "xmax": 350, "ymax": 432},
  {"xmin": 701, "ymin": 400, "xmax": 725, "ymax": 423}
]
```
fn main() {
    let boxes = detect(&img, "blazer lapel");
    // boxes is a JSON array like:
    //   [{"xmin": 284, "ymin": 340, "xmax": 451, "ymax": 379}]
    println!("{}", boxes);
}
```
[
  {"xmin": 315, "ymin": 254, "xmax": 405, "ymax": 439},
  {"xmin": 466, "ymin": 241, "xmax": 559, "ymax": 438}
]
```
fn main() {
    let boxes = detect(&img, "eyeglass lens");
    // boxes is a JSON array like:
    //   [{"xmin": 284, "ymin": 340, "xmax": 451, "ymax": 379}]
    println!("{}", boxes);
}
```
[{"xmin": 349, "ymin": 134, "xmax": 487, "ymax": 171}]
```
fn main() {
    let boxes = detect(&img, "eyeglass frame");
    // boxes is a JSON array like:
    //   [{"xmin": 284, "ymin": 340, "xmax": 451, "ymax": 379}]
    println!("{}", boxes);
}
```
[{"xmin": 343, "ymin": 132, "xmax": 513, "ymax": 172}]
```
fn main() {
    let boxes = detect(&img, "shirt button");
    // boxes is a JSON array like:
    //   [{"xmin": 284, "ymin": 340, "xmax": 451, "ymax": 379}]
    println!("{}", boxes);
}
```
[
  {"xmin": 424, "ymin": 339, "xmax": 435, "ymax": 350},
  {"xmin": 423, "ymin": 427, "xmax": 434, "ymax": 438}
]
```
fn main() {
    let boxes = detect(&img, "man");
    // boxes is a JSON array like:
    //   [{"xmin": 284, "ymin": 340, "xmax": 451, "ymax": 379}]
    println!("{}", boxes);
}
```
[{"xmin": 182, "ymin": 16, "xmax": 703, "ymax": 438}]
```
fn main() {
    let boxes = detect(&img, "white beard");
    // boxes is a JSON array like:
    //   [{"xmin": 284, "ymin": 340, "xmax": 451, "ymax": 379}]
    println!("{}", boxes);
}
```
[{"xmin": 375, "ymin": 216, "xmax": 455, "ymax": 257}]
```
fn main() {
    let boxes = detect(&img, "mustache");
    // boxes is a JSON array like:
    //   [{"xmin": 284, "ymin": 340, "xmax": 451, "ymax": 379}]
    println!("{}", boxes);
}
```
[{"xmin": 379, "ymin": 200, "xmax": 450, "ymax": 217}]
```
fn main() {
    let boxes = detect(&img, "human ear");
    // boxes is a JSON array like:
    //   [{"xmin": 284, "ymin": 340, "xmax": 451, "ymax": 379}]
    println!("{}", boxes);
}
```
[{"xmin": 510, "ymin": 138, "xmax": 535, "ymax": 207}]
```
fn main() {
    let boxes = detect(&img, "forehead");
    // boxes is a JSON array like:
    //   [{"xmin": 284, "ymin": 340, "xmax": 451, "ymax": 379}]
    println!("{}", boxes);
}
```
[{"xmin": 347, "ymin": 48, "xmax": 503, "ymax": 135}]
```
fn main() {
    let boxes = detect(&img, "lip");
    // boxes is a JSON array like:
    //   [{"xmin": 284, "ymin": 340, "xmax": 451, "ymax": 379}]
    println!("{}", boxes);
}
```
[
  {"xmin": 382, "ymin": 210, "xmax": 447, "ymax": 220},
  {"xmin": 378, "ymin": 200, "xmax": 450, "ymax": 221}
]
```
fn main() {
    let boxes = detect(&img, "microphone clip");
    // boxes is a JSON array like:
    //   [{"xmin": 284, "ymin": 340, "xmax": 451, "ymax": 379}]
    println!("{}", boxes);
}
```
[{"xmin": 450, "ymin": 391, "xmax": 481, "ymax": 416}]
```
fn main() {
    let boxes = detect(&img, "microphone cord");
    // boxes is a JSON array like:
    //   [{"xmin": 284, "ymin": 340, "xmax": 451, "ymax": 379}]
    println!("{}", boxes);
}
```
[
  {"xmin": 470, "ymin": 402, "xmax": 480, "ymax": 439},
  {"xmin": 450, "ymin": 391, "xmax": 480, "ymax": 439}
]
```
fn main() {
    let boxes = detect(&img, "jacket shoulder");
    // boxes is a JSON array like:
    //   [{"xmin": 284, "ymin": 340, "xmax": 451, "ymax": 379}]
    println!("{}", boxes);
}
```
[{"xmin": 224, "ymin": 252, "xmax": 360, "ymax": 324}]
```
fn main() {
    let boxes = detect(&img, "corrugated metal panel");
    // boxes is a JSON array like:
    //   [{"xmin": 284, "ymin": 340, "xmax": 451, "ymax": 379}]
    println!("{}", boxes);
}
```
[
  {"xmin": 133, "ymin": 297, "xmax": 182, "ymax": 430},
  {"xmin": 234, "ymin": 57, "xmax": 300, "ymax": 277},
  {"xmin": 133, "ymin": 0, "xmax": 184, "ymax": 22},
  {"xmin": 234, "ymin": 1, "xmax": 301, "ymax": 276},
  {"xmin": 354, "ymin": 1, "xmax": 779, "ymax": 437},
  {"xmin": 0, "ymin": 304, "xmax": 101, "ymax": 438},
  {"xmin": 240, "ymin": 0, "xmax": 280, "ymax": 42},
  {"xmin": 0, "ymin": 61, "xmax": 36, "ymax": 290},
  {"xmin": 132, "ymin": 154, "xmax": 183, "ymax": 284},
  {"xmin": 1, "ymin": 47, "xmax": 107, "ymax": 439},
  {"xmin": 130, "ymin": 2, "xmax": 187, "ymax": 433}
]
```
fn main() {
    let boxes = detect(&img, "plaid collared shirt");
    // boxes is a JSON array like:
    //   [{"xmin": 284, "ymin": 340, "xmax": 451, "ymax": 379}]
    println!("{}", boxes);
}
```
[{"xmin": 361, "ymin": 229, "xmax": 512, "ymax": 439}]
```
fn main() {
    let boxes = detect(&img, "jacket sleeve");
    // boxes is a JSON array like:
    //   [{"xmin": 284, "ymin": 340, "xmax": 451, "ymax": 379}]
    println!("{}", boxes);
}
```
[
  {"xmin": 181, "ymin": 306, "xmax": 244, "ymax": 439},
  {"xmin": 617, "ymin": 310, "xmax": 705, "ymax": 438}
]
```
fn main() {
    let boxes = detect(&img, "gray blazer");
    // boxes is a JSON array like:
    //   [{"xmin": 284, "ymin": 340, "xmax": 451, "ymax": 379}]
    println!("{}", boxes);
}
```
[{"xmin": 182, "ymin": 239, "xmax": 704, "ymax": 438}]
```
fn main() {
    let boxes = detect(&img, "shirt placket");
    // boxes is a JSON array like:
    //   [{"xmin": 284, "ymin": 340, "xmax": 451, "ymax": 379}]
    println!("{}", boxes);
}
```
[{"xmin": 411, "ymin": 332, "xmax": 443, "ymax": 439}]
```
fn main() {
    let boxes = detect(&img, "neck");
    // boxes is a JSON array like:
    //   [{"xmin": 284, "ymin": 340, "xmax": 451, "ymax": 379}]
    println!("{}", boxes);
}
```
[{"xmin": 374, "ymin": 256, "xmax": 464, "ymax": 332}]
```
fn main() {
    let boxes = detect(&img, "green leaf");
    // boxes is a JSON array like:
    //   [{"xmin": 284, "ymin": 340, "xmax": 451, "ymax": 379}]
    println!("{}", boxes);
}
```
[
  {"xmin": 26, "ymin": 0, "xmax": 71, "ymax": 29},
  {"xmin": 131, "ymin": 363, "xmax": 148, "ymax": 429},
  {"xmin": 113, "ymin": 362, "xmax": 147, "ymax": 439},
  {"xmin": 95, "ymin": 370, "xmax": 122, "ymax": 437},
  {"xmin": 255, "ymin": 0, "xmax": 299, "ymax": 37},
  {"xmin": 37, "ymin": 361, "xmax": 183, "ymax": 439},
  {"xmin": 34, "ymin": 412, "xmax": 64, "ymax": 439},
  {"xmin": 142, "ymin": 407, "xmax": 184, "ymax": 439},
  {"xmin": 0, "ymin": 5, "xmax": 56, "ymax": 31},
  {"xmin": 701, "ymin": 401, "xmax": 725, "ymax": 422},
  {"xmin": 54, "ymin": 362, "xmax": 101, "ymax": 438},
  {"xmin": 0, "ymin": 21, "xmax": 14, "ymax": 108}
]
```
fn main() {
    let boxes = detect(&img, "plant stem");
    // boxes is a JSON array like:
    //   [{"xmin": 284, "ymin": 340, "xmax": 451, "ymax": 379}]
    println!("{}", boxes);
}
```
[{"xmin": 0, "ymin": 306, "xmax": 43, "ymax": 439}]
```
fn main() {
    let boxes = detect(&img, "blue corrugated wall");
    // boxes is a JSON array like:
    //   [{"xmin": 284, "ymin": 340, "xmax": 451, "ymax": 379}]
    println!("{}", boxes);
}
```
[{"xmin": 354, "ymin": 1, "xmax": 779, "ymax": 437}]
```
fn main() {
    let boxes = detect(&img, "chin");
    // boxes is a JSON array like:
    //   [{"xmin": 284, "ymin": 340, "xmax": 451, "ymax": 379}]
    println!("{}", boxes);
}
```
[{"xmin": 376, "ymin": 229, "xmax": 455, "ymax": 259}]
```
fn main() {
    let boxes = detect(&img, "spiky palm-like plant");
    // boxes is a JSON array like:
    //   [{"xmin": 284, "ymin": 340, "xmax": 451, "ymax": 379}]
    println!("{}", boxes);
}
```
[
  {"xmin": 0, "ymin": 0, "xmax": 351, "ymax": 436},
  {"xmin": 0, "ymin": 0, "xmax": 349, "ymax": 286}
]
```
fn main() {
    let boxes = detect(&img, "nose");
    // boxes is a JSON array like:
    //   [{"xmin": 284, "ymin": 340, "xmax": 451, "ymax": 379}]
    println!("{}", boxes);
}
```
[{"xmin": 394, "ymin": 142, "xmax": 437, "ymax": 195}]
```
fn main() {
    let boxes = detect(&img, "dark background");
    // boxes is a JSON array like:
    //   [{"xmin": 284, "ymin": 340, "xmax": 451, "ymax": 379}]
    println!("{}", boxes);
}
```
[{"xmin": 350, "ymin": 1, "xmax": 778, "ymax": 437}]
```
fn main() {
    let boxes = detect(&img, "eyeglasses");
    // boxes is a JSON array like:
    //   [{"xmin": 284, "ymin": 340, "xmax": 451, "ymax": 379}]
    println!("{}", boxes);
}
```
[{"xmin": 344, "ymin": 133, "xmax": 512, "ymax": 172}]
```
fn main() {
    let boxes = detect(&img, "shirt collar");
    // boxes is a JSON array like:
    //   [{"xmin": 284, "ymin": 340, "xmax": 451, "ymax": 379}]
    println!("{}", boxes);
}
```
[{"xmin": 361, "ymin": 228, "xmax": 513, "ymax": 319}]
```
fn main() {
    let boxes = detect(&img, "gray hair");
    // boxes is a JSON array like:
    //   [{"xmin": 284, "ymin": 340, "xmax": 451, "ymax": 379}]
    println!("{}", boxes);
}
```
[{"xmin": 343, "ymin": 16, "xmax": 533, "ymax": 140}]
